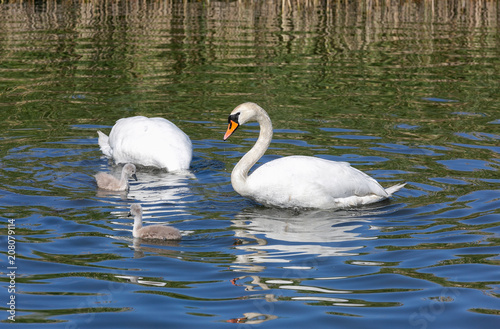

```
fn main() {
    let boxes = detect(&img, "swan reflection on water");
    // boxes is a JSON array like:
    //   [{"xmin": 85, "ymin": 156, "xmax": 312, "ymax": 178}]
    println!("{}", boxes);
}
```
[
  {"xmin": 126, "ymin": 168, "xmax": 195, "ymax": 205},
  {"xmin": 226, "ymin": 312, "xmax": 278, "ymax": 325},
  {"xmin": 103, "ymin": 168, "xmax": 195, "ymax": 232},
  {"xmin": 230, "ymin": 206, "xmax": 385, "ymax": 268},
  {"xmin": 115, "ymin": 274, "xmax": 167, "ymax": 287},
  {"xmin": 130, "ymin": 238, "xmax": 181, "ymax": 259},
  {"xmin": 104, "ymin": 168, "xmax": 193, "ymax": 219},
  {"xmin": 108, "ymin": 229, "xmax": 182, "ymax": 258}
]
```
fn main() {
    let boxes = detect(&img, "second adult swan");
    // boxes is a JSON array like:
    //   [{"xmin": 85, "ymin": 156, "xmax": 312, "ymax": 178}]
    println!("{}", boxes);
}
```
[
  {"xmin": 98, "ymin": 116, "xmax": 192, "ymax": 171},
  {"xmin": 223, "ymin": 102, "xmax": 405, "ymax": 209}
]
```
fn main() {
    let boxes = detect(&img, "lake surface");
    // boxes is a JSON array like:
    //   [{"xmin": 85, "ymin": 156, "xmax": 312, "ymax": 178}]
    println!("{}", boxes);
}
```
[{"xmin": 1, "ymin": 0, "xmax": 499, "ymax": 327}]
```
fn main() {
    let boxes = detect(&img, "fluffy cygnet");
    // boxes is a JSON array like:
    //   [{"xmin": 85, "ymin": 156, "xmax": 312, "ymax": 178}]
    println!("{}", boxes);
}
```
[
  {"xmin": 95, "ymin": 163, "xmax": 137, "ymax": 191},
  {"xmin": 129, "ymin": 204, "xmax": 182, "ymax": 240}
]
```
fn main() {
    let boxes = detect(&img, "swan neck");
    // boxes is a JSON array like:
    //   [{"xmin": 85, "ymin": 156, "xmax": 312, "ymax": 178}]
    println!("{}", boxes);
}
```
[
  {"xmin": 120, "ymin": 170, "xmax": 130, "ymax": 190},
  {"xmin": 231, "ymin": 110, "xmax": 273, "ymax": 194},
  {"xmin": 132, "ymin": 215, "xmax": 142, "ymax": 237}
]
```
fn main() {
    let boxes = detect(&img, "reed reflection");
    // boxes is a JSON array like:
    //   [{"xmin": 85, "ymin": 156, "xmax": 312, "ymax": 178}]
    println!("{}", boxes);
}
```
[{"xmin": 1, "ymin": 0, "xmax": 497, "ymax": 66}]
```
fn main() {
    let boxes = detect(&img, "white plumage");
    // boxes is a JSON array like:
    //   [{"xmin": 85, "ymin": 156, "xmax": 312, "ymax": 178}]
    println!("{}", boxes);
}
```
[
  {"xmin": 223, "ymin": 102, "xmax": 405, "ymax": 209},
  {"xmin": 98, "ymin": 116, "xmax": 192, "ymax": 171}
]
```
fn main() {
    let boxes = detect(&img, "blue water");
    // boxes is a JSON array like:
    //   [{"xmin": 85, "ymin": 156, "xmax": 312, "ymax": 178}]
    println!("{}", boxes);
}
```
[{"xmin": 1, "ymin": 1, "xmax": 500, "ymax": 328}]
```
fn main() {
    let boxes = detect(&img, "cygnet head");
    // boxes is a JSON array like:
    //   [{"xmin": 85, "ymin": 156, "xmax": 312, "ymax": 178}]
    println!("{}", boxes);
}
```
[
  {"xmin": 123, "ymin": 163, "xmax": 138, "ymax": 181},
  {"xmin": 129, "ymin": 203, "xmax": 142, "ymax": 218},
  {"xmin": 224, "ymin": 102, "xmax": 266, "ymax": 140}
]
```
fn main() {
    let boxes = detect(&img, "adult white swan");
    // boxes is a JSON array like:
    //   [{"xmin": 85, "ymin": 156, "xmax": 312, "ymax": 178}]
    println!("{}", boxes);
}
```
[
  {"xmin": 223, "ymin": 102, "xmax": 405, "ymax": 209},
  {"xmin": 97, "ymin": 116, "xmax": 192, "ymax": 171}
]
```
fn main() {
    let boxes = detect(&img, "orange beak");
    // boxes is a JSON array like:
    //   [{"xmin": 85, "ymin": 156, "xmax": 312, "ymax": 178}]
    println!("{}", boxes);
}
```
[{"xmin": 224, "ymin": 119, "xmax": 239, "ymax": 141}]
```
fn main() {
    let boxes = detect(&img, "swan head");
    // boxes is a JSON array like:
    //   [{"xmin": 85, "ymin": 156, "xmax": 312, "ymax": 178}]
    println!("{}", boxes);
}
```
[
  {"xmin": 224, "ymin": 102, "xmax": 264, "ymax": 140},
  {"xmin": 128, "ymin": 203, "xmax": 142, "ymax": 217},
  {"xmin": 123, "ymin": 163, "xmax": 138, "ymax": 181}
]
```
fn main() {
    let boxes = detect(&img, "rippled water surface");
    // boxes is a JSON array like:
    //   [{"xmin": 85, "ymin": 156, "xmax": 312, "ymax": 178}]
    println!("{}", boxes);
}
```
[{"xmin": 1, "ymin": 0, "xmax": 499, "ymax": 327}]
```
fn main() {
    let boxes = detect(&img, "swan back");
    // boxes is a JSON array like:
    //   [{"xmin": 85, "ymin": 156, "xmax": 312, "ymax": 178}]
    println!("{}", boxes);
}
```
[
  {"xmin": 246, "ymin": 156, "xmax": 389, "ymax": 208},
  {"xmin": 100, "ymin": 116, "xmax": 192, "ymax": 171},
  {"xmin": 136, "ymin": 225, "xmax": 182, "ymax": 240}
]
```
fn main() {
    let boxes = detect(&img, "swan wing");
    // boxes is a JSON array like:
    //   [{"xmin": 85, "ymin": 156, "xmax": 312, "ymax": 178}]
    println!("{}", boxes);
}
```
[
  {"xmin": 95, "ymin": 172, "xmax": 126, "ymax": 191},
  {"xmin": 108, "ymin": 116, "xmax": 192, "ymax": 170},
  {"xmin": 137, "ymin": 225, "xmax": 181, "ymax": 240},
  {"xmin": 246, "ymin": 156, "xmax": 389, "ymax": 208},
  {"xmin": 97, "ymin": 130, "xmax": 113, "ymax": 157}
]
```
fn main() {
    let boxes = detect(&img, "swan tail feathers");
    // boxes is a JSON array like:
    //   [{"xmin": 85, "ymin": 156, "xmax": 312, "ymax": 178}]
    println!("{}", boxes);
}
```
[
  {"xmin": 385, "ymin": 183, "xmax": 406, "ymax": 196},
  {"xmin": 97, "ymin": 130, "xmax": 113, "ymax": 157}
]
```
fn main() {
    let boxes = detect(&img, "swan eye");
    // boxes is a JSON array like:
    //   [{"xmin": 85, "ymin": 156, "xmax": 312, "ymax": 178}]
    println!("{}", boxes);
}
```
[{"xmin": 228, "ymin": 112, "xmax": 240, "ymax": 124}]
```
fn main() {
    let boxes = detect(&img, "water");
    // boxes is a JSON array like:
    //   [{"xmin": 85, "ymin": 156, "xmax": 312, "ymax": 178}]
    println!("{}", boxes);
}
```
[{"xmin": 1, "ymin": 0, "xmax": 499, "ymax": 327}]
